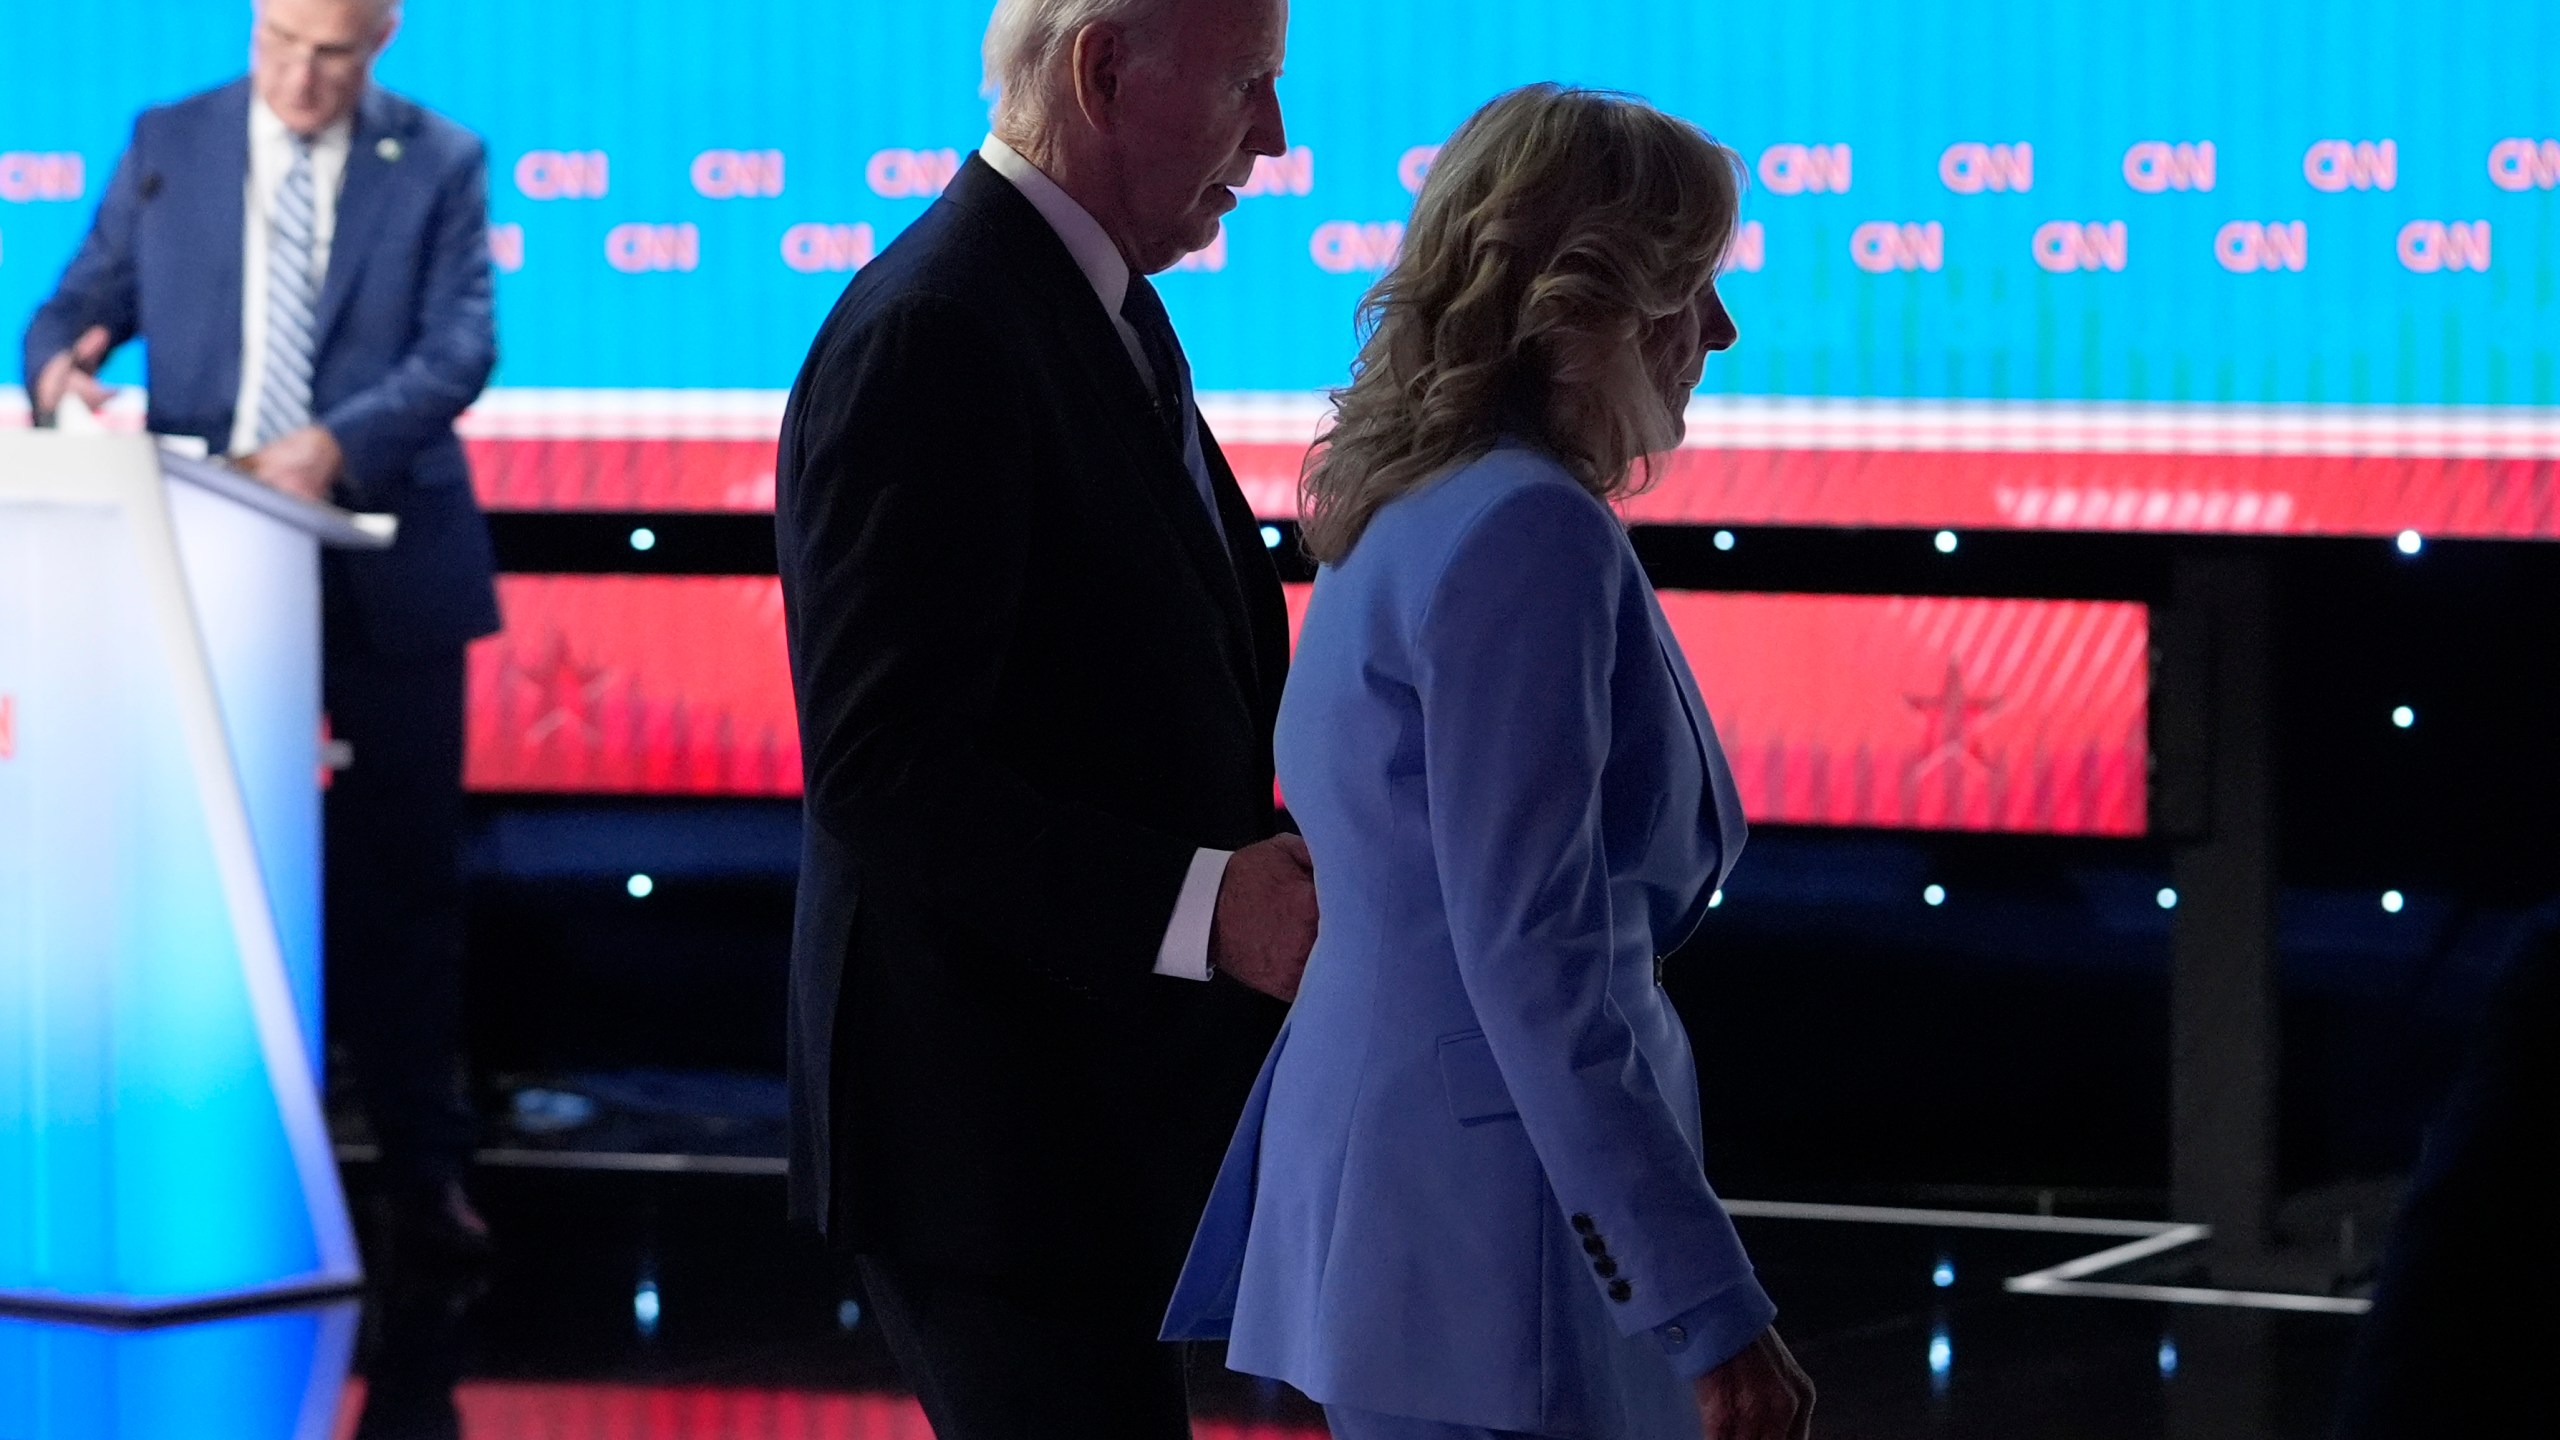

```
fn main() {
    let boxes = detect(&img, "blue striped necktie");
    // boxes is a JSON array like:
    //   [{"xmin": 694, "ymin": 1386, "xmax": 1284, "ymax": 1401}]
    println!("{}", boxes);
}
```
[{"xmin": 255, "ymin": 136, "xmax": 320, "ymax": 447}]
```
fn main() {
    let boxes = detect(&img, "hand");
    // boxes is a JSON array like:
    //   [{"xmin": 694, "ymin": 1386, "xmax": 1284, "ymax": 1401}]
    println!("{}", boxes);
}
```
[
  {"xmin": 245, "ymin": 424, "xmax": 345, "ymax": 502},
  {"xmin": 1209, "ymin": 833, "xmax": 1317, "ymax": 1002},
  {"xmin": 33, "ymin": 325, "xmax": 115, "ymax": 420},
  {"xmin": 1695, "ymin": 1327, "xmax": 1814, "ymax": 1440}
]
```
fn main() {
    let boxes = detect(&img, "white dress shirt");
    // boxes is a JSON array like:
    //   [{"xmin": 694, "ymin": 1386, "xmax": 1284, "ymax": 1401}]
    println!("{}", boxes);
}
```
[
  {"xmin": 979, "ymin": 134, "xmax": 1231, "ymax": 984},
  {"xmin": 229, "ymin": 98, "xmax": 353, "ymax": 457}
]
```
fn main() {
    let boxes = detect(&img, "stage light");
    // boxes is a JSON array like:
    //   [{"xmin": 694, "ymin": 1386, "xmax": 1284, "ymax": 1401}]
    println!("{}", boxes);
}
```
[
  {"xmin": 1934, "ymin": 530, "xmax": 1959, "ymax": 554},
  {"xmin": 630, "ymin": 527, "xmax": 657, "ymax": 551},
  {"xmin": 627, "ymin": 873, "xmax": 655, "ymax": 899},
  {"xmin": 1932, "ymin": 1260, "xmax": 1955, "ymax": 1289},
  {"xmin": 837, "ymin": 1299, "xmax": 863, "ymax": 1331},
  {"xmin": 634, "ymin": 1281, "xmax": 662, "ymax": 1334},
  {"xmin": 1259, "ymin": 525, "xmax": 1282, "ymax": 550},
  {"xmin": 1928, "ymin": 1331, "xmax": 1953, "ymax": 1378},
  {"xmin": 2158, "ymin": 1337, "xmax": 2179, "ymax": 1378},
  {"xmin": 1713, "ymin": 529, "xmax": 1736, "ymax": 551},
  {"xmin": 2396, "ymin": 530, "xmax": 2424, "ymax": 556},
  {"xmin": 2157, "ymin": 887, "xmax": 2179, "ymax": 910},
  {"xmin": 1708, "ymin": 888, "xmax": 1724, "ymax": 908},
  {"xmin": 2382, "ymin": 890, "xmax": 2405, "ymax": 914},
  {"xmin": 2392, "ymin": 705, "xmax": 2415, "ymax": 729},
  {"xmin": 1924, "ymin": 883, "xmax": 1947, "ymax": 907}
]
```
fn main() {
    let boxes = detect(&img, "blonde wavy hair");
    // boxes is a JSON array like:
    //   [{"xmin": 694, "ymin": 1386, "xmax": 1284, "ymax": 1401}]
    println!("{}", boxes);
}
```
[{"xmin": 1298, "ymin": 85, "xmax": 1745, "ymax": 564}]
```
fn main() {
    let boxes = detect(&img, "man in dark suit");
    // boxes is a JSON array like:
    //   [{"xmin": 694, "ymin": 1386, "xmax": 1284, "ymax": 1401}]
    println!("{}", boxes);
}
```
[
  {"xmin": 23, "ymin": 0, "xmax": 501, "ymax": 1257},
  {"xmin": 774, "ymin": 0, "xmax": 1309, "ymax": 1432}
]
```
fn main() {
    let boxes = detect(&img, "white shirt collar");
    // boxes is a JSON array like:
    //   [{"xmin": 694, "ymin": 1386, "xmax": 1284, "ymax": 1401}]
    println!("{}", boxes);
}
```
[
  {"xmin": 249, "ymin": 92, "xmax": 354, "ymax": 157},
  {"xmin": 979, "ymin": 133, "xmax": 1132, "ymax": 319}
]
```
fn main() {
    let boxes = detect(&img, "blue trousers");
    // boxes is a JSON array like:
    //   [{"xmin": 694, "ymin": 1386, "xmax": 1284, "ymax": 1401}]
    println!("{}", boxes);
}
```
[{"xmin": 1322, "ymin": 1406, "xmax": 1551, "ymax": 1440}]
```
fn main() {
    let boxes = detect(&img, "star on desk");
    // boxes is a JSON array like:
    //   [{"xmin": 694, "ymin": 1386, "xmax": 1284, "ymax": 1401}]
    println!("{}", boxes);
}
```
[
  {"xmin": 1907, "ymin": 658, "xmax": 2006, "ymax": 780},
  {"xmin": 519, "ymin": 635, "xmax": 614, "ymax": 747}
]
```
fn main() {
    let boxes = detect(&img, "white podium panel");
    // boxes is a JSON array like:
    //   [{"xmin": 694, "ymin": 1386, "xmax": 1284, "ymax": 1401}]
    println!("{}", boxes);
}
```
[{"xmin": 0, "ymin": 433, "xmax": 377, "ymax": 1317}]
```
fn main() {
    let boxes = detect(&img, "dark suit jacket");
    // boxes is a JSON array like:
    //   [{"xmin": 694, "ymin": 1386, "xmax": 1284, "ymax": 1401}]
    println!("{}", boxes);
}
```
[
  {"xmin": 774, "ymin": 155, "xmax": 1291, "ymax": 1285},
  {"xmin": 21, "ymin": 79, "xmax": 500, "ymax": 656}
]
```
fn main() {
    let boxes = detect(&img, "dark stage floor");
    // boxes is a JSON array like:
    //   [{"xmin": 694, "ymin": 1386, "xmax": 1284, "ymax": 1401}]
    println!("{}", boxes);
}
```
[{"xmin": 0, "ymin": 1166, "xmax": 2365, "ymax": 1439}]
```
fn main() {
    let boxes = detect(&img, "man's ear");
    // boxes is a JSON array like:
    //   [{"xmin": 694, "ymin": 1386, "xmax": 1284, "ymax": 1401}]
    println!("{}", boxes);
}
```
[{"xmin": 1068, "ymin": 22, "xmax": 1125, "ymax": 134}]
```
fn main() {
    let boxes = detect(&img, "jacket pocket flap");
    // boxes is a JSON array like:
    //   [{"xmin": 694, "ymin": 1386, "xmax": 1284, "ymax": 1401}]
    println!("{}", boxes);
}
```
[{"xmin": 1437, "ymin": 1029, "xmax": 1519, "ymax": 1123}]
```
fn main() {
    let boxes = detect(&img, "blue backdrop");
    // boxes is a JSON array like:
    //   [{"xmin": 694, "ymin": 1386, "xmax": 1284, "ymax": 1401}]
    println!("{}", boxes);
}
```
[{"xmin": 2, "ymin": 0, "xmax": 2553, "ymax": 405}]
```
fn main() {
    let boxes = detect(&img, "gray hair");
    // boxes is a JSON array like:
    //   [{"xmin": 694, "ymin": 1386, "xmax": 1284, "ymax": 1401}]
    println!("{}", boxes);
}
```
[
  {"xmin": 982, "ymin": 0, "xmax": 1178, "ymax": 134},
  {"xmin": 252, "ymin": 0, "xmax": 405, "ymax": 31}
]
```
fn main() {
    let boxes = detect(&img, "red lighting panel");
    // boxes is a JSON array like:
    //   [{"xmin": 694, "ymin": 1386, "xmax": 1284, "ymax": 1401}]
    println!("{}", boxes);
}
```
[
  {"xmin": 471, "ymin": 578, "xmax": 2145, "ymax": 838},
  {"xmin": 459, "ymin": 394, "xmax": 2560, "ymax": 541},
  {"xmin": 333, "ymin": 1381, "xmax": 1320, "ymax": 1440},
  {"xmin": 469, "ymin": 437, "xmax": 778, "ymax": 511},
  {"xmin": 466, "ymin": 575, "xmax": 799, "ymax": 796},
  {"xmin": 1653, "ymin": 591, "xmax": 2147, "ymax": 836}
]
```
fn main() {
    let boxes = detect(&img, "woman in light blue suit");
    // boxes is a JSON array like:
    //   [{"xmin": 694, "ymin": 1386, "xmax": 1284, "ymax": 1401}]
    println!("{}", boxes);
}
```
[{"xmin": 1163, "ymin": 87, "xmax": 1815, "ymax": 1439}]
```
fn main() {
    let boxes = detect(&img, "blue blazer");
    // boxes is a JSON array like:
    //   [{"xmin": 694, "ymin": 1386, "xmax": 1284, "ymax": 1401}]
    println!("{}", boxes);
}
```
[
  {"xmin": 1164, "ymin": 444, "xmax": 1774, "ymax": 1436},
  {"xmin": 21, "ymin": 80, "xmax": 500, "ymax": 655}
]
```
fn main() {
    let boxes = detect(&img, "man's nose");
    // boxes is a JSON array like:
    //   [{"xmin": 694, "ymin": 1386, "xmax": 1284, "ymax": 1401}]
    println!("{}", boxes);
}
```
[{"xmin": 1248, "ymin": 84, "xmax": 1287, "ymax": 158}]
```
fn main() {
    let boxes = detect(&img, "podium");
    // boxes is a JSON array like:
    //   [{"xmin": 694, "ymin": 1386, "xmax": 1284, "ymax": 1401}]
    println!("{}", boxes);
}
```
[{"xmin": 0, "ymin": 432, "xmax": 391, "ymax": 1318}]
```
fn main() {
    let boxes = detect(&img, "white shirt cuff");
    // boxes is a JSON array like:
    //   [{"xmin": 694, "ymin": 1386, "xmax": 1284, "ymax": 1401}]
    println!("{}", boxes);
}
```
[{"xmin": 1153, "ymin": 847, "xmax": 1232, "ymax": 981}]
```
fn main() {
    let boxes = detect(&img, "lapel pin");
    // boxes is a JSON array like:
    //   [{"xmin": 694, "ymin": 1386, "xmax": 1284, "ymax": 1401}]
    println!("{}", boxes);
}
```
[{"xmin": 377, "ymin": 137, "xmax": 402, "ymax": 163}]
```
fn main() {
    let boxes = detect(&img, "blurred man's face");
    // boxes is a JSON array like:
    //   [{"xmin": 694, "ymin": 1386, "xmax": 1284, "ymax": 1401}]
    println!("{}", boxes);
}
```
[
  {"xmin": 1108, "ymin": 0, "xmax": 1288, "ymax": 273},
  {"xmin": 252, "ymin": 0, "xmax": 393, "ymax": 136}
]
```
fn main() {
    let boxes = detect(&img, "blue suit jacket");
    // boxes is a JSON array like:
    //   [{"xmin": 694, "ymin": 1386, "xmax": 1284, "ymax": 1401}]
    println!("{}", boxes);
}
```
[
  {"xmin": 21, "ymin": 79, "xmax": 500, "ymax": 655},
  {"xmin": 1164, "ymin": 445, "xmax": 1774, "ymax": 1436}
]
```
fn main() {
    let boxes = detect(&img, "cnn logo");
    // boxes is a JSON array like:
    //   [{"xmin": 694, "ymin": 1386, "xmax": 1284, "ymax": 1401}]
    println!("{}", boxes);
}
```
[
  {"xmin": 2033, "ymin": 221, "xmax": 2125, "ymax": 273},
  {"xmin": 694, "ymin": 149, "xmax": 785, "ymax": 199},
  {"xmin": 489, "ymin": 222, "xmax": 524, "ymax": 274},
  {"xmin": 1397, "ymin": 145, "xmax": 1440, "ymax": 194},
  {"xmin": 2398, "ymin": 221, "xmax": 2490, "ymax": 273},
  {"xmin": 2488, "ymin": 139, "xmax": 2560, "ymax": 191},
  {"xmin": 2124, "ymin": 141, "xmax": 2215, "ymax": 193},
  {"xmin": 1311, "ymin": 221, "xmax": 1402, "ymax": 273},
  {"xmin": 781, "ymin": 223, "xmax": 875, "ymax": 273},
  {"xmin": 1759, "ymin": 144, "xmax": 1851, "ymax": 195},
  {"xmin": 0, "ymin": 152, "xmax": 83, "ymax": 202},
  {"xmin": 517, "ymin": 150, "xmax": 609, "ymax": 200},
  {"xmin": 1941, "ymin": 143, "xmax": 2032, "ymax": 194},
  {"xmin": 2304, "ymin": 140, "xmax": 2394, "ymax": 192},
  {"xmin": 607, "ymin": 223, "xmax": 698, "ymax": 273},
  {"xmin": 2215, "ymin": 221, "xmax": 2306, "ymax": 273},
  {"xmin": 1239, "ymin": 147, "xmax": 1313, "ymax": 198},
  {"xmin": 1850, "ymin": 221, "xmax": 1941, "ymax": 273},
  {"xmin": 869, "ymin": 148, "xmax": 959, "ymax": 199}
]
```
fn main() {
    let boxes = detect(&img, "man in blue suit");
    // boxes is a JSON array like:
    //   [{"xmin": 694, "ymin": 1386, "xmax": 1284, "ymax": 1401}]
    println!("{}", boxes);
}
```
[{"xmin": 23, "ymin": 0, "xmax": 501, "ymax": 1258}]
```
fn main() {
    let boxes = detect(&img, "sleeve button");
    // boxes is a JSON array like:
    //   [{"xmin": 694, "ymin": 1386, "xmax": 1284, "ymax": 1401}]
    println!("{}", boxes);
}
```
[
  {"xmin": 1607, "ymin": 1279, "xmax": 1633, "ymax": 1303},
  {"xmin": 1665, "ymin": 1324, "xmax": 1688, "ymax": 1347},
  {"xmin": 1594, "ymin": 1258, "xmax": 1618, "ymax": 1278},
  {"xmin": 1571, "ymin": 1213, "xmax": 1597, "ymax": 1235}
]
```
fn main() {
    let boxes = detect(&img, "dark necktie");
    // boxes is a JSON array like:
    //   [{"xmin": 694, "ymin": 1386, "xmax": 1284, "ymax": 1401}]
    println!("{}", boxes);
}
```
[
  {"xmin": 1117, "ymin": 275, "xmax": 1227, "ymax": 545},
  {"xmin": 1118, "ymin": 274, "xmax": 1189, "ymax": 449}
]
